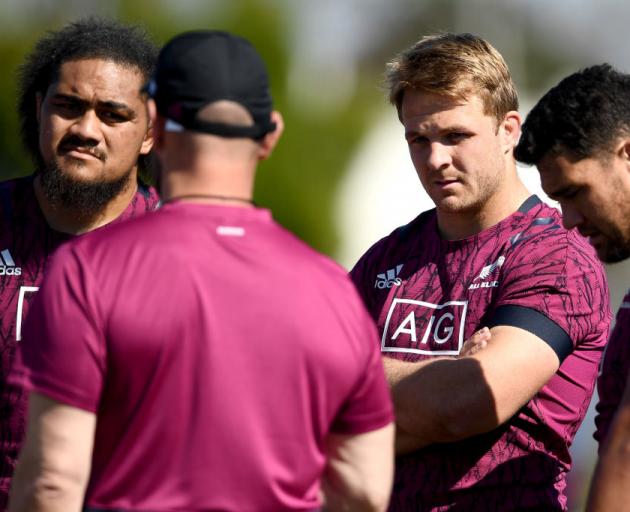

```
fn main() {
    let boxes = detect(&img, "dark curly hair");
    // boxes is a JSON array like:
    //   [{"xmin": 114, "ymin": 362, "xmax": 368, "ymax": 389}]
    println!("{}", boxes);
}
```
[
  {"xmin": 515, "ymin": 64, "xmax": 630, "ymax": 164},
  {"xmin": 17, "ymin": 17, "xmax": 158, "ymax": 172}
]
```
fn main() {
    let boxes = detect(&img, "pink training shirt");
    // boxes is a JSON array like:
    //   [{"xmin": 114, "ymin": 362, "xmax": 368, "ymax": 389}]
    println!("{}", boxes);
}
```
[
  {"xmin": 13, "ymin": 202, "xmax": 393, "ymax": 511},
  {"xmin": 351, "ymin": 196, "xmax": 611, "ymax": 511}
]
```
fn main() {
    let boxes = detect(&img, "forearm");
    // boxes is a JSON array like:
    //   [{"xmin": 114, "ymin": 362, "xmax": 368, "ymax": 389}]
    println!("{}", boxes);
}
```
[
  {"xmin": 587, "ymin": 403, "xmax": 630, "ymax": 510},
  {"xmin": 9, "ymin": 468, "xmax": 85, "ymax": 512},
  {"xmin": 394, "ymin": 426, "xmax": 430, "ymax": 455},
  {"xmin": 9, "ymin": 394, "xmax": 95, "ymax": 512},
  {"xmin": 322, "ymin": 425, "xmax": 394, "ymax": 512},
  {"xmin": 384, "ymin": 356, "xmax": 497, "ymax": 445}
]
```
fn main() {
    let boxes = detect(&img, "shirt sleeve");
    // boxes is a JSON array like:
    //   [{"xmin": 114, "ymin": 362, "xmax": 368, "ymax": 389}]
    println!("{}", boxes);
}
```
[
  {"xmin": 330, "ymin": 295, "xmax": 394, "ymax": 435},
  {"xmin": 489, "ymin": 229, "xmax": 611, "ymax": 359},
  {"xmin": 594, "ymin": 295, "xmax": 630, "ymax": 449},
  {"xmin": 10, "ymin": 242, "xmax": 105, "ymax": 413},
  {"xmin": 350, "ymin": 245, "xmax": 379, "ymax": 314}
]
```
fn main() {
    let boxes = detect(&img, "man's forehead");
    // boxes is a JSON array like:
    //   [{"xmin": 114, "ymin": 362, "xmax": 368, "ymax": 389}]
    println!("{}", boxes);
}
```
[
  {"xmin": 50, "ymin": 58, "xmax": 145, "ymax": 101},
  {"xmin": 400, "ymin": 89, "xmax": 489, "ymax": 129},
  {"xmin": 537, "ymin": 151, "xmax": 597, "ymax": 193}
]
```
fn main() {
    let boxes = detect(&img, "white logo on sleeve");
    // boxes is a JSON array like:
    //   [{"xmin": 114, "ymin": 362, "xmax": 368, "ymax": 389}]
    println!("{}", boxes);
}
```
[
  {"xmin": 0, "ymin": 249, "xmax": 21, "ymax": 276},
  {"xmin": 381, "ymin": 298, "xmax": 468, "ymax": 355},
  {"xmin": 16, "ymin": 286, "xmax": 38, "ymax": 341},
  {"xmin": 469, "ymin": 255, "xmax": 504, "ymax": 290},
  {"xmin": 374, "ymin": 264, "xmax": 403, "ymax": 289}
]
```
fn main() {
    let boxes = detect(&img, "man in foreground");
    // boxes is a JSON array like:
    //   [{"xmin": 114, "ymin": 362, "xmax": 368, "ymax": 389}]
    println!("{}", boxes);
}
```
[
  {"xmin": 0, "ymin": 18, "xmax": 159, "ymax": 510},
  {"xmin": 350, "ymin": 33, "xmax": 610, "ymax": 510},
  {"xmin": 514, "ymin": 63, "xmax": 630, "ymax": 511},
  {"xmin": 9, "ymin": 30, "xmax": 395, "ymax": 512}
]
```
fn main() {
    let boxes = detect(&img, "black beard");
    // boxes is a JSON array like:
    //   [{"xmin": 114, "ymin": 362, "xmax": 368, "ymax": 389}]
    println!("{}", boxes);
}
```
[
  {"xmin": 601, "ymin": 240, "xmax": 630, "ymax": 264},
  {"xmin": 36, "ymin": 163, "xmax": 133, "ymax": 218}
]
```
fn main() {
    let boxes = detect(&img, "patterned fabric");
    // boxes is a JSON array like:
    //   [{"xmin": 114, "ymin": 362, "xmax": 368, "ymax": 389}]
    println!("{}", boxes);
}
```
[
  {"xmin": 351, "ymin": 197, "xmax": 611, "ymax": 511},
  {"xmin": 594, "ymin": 289, "xmax": 630, "ymax": 449},
  {"xmin": 0, "ymin": 175, "xmax": 158, "ymax": 510}
]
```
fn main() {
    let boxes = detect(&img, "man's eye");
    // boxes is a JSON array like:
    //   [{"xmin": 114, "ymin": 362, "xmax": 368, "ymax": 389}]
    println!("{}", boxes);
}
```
[
  {"xmin": 53, "ymin": 101, "xmax": 81, "ymax": 115},
  {"xmin": 100, "ymin": 111, "xmax": 128, "ymax": 123},
  {"xmin": 446, "ymin": 132, "xmax": 469, "ymax": 143},
  {"xmin": 408, "ymin": 136, "xmax": 428, "ymax": 145}
]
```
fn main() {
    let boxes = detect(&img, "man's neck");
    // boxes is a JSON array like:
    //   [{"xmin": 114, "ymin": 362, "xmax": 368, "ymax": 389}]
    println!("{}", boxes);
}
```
[
  {"xmin": 33, "ymin": 176, "xmax": 139, "ymax": 235},
  {"xmin": 160, "ymin": 160, "xmax": 256, "ymax": 209},
  {"xmin": 436, "ymin": 180, "xmax": 531, "ymax": 241}
]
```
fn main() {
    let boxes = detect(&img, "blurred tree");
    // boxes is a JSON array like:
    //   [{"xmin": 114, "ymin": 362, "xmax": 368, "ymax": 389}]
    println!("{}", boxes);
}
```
[{"xmin": 0, "ymin": 0, "xmax": 380, "ymax": 257}]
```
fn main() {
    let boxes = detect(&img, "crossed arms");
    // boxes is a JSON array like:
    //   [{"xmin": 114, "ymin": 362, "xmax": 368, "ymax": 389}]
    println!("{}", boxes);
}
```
[{"xmin": 384, "ymin": 324, "xmax": 561, "ymax": 454}]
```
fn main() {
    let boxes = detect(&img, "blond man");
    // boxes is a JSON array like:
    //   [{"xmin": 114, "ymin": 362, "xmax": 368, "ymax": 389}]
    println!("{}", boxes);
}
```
[{"xmin": 350, "ymin": 33, "xmax": 610, "ymax": 511}]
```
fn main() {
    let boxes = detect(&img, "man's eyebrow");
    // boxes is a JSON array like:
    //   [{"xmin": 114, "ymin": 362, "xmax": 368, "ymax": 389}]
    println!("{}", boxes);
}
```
[
  {"xmin": 546, "ymin": 186, "xmax": 574, "ymax": 200},
  {"xmin": 404, "ymin": 124, "xmax": 472, "ymax": 139},
  {"xmin": 52, "ymin": 93, "xmax": 135, "ymax": 114},
  {"xmin": 51, "ymin": 93, "xmax": 87, "ymax": 106},
  {"xmin": 404, "ymin": 129, "xmax": 422, "ymax": 140},
  {"xmin": 98, "ymin": 100, "xmax": 134, "ymax": 112}
]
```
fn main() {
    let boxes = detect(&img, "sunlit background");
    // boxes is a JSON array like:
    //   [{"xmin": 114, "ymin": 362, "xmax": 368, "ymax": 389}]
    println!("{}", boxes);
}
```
[{"xmin": 1, "ymin": 1, "xmax": 628, "ymax": 509}]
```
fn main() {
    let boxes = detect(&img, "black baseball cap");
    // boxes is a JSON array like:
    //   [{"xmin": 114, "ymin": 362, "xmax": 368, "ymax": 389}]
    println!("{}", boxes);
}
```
[{"xmin": 146, "ymin": 30, "xmax": 276, "ymax": 140}]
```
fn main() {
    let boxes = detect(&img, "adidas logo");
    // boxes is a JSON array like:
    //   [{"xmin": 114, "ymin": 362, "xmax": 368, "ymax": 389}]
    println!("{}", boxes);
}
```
[
  {"xmin": 0, "ymin": 249, "xmax": 21, "ymax": 276},
  {"xmin": 375, "ymin": 264, "xmax": 403, "ymax": 289}
]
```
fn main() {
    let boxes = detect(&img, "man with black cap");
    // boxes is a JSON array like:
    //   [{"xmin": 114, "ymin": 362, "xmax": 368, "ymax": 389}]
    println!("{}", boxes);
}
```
[{"xmin": 8, "ymin": 31, "xmax": 395, "ymax": 512}]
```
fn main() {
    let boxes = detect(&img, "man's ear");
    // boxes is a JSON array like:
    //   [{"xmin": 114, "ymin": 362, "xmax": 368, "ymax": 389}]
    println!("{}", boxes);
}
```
[
  {"xmin": 258, "ymin": 111, "xmax": 284, "ymax": 161},
  {"xmin": 145, "ymin": 99, "xmax": 162, "ymax": 154},
  {"xmin": 500, "ymin": 110, "xmax": 522, "ymax": 155},
  {"xmin": 617, "ymin": 137, "xmax": 630, "ymax": 164}
]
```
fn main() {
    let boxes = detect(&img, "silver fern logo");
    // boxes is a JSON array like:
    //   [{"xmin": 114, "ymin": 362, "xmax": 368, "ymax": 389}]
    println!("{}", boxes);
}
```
[{"xmin": 474, "ymin": 255, "xmax": 505, "ymax": 281}]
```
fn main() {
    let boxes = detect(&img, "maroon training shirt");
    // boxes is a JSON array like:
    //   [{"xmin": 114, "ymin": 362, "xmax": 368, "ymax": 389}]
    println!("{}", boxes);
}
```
[
  {"xmin": 594, "ymin": 289, "xmax": 630, "ymax": 449},
  {"xmin": 351, "ymin": 196, "xmax": 611, "ymax": 511},
  {"xmin": 13, "ymin": 202, "xmax": 394, "ymax": 511},
  {"xmin": 0, "ymin": 176, "xmax": 158, "ymax": 510}
]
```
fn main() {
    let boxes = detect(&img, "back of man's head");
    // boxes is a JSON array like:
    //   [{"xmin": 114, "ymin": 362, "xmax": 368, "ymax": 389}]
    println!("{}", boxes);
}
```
[
  {"xmin": 18, "ymin": 17, "xmax": 157, "ymax": 170},
  {"xmin": 516, "ymin": 64, "xmax": 630, "ymax": 164},
  {"xmin": 386, "ymin": 32, "xmax": 518, "ymax": 124},
  {"xmin": 147, "ymin": 30, "xmax": 276, "ymax": 141}
]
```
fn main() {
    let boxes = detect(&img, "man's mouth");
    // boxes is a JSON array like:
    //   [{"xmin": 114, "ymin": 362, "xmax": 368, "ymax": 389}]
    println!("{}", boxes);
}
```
[
  {"xmin": 435, "ymin": 177, "xmax": 460, "ymax": 188},
  {"xmin": 58, "ymin": 143, "xmax": 105, "ymax": 161}
]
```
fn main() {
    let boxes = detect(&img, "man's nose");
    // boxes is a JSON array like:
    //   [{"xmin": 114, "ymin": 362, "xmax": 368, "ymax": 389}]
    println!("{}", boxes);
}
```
[
  {"xmin": 426, "ymin": 142, "xmax": 452, "ymax": 171},
  {"xmin": 69, "ymin": 109, "xmax": 102, "ymax": 143},
  {"xmin": 560, "ymin": 204, "xmax": 585, "ymax": 231}
]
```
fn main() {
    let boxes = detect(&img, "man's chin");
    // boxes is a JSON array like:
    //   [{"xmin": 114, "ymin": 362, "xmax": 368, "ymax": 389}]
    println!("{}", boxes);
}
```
[
  {"xmin": 598, "ymin": 240, "xmax": 630, "ymax": 264},
  {"xmin": 37, "ymin": 163, "xmax": 133, "ymax": 216},
  {"xmin": 434, "ymin": 195, "xmax": 481, "ymax": 215}
]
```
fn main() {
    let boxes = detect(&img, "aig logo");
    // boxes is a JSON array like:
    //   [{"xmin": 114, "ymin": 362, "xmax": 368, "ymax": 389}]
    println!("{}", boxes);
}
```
[{"xmin": 381, "ymin": 298, "xmax": 468, "ymax": 356}]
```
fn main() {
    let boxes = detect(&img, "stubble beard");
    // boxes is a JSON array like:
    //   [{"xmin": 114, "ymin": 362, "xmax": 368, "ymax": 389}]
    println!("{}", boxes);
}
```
[
  {"xmin": 36, "ymin": 158, "xmax": 134, "ymax": 219},
  {"xmin": 599, "ymin": 231, "xmax": 630, "ymax": 263},
  {"xmin": 596, "ymin": 185, "xmax": 630, "ymax": 263}
]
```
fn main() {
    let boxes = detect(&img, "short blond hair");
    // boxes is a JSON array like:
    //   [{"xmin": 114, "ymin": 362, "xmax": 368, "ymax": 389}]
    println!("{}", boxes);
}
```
[{"xmin": 386, "ymin": 32, "xmax": 518, "ymax": 122}]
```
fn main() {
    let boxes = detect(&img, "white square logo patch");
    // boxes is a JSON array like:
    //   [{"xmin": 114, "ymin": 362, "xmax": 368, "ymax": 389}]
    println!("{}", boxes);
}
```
[{"xmin": 382, "ymin": 298, "xmax": 468, "ymax": 356}]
